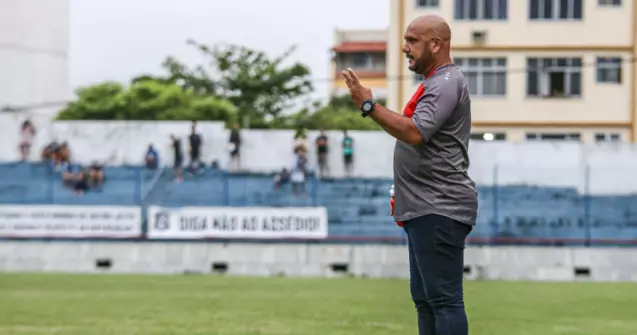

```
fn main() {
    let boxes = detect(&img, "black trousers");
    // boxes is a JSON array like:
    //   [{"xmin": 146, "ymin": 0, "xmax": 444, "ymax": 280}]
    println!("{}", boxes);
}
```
[{"xmin": 403, "ymin": 214, "xmax": 471, "ymax": 335}]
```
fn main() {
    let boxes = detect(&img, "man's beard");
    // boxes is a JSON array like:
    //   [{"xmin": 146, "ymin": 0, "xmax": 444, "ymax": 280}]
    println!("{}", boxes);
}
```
[{"xmin": 410, "ymin": 52, "xmax": 433, "ymax": 74}]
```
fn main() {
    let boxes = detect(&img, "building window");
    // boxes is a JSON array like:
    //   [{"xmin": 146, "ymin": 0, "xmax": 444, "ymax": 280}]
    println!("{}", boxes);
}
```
[
  {"xmin": 348, "ymin": 53, "xmax": 369, "ymax": 69},
  {"xmin": 529, "ymin": 0, "xmax": 583, "ymax": 20},
  {"xmin": 527, "ymin": 57, "xmax": 582, "ymax": 98},
  {"xmin": 526, "ymin": 133, "xmax": 581, "ymax": 141},
  {"xmin": 598, "ymin": 0, "xmax": 621, "ymax": 5},
  {"xmin": 417, "ymin": 0, "xmax": 439, "ymax": 6},
  {"xmin": 456, "ymin": 57, "xmax": 507, "ymax": 96},
  {"xmin": 594, "ymin": 133, "xmax": 621, "ymax": 142},
  {"xmin": 596, "ymin": 57, "xmax": 622, "ymax": 83},
  {"xmin": 471, "ymin": 132, "xmax": 506, "ymax": 141},
  {"xmin": 455, "ymin": 0, "xmax": 508, "ymax": 20}
]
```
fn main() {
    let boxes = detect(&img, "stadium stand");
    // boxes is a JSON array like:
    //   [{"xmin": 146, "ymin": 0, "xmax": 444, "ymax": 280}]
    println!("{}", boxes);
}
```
[{"xmin": 1, "ymin": 162, "xmax": 637, "ymax": 244}]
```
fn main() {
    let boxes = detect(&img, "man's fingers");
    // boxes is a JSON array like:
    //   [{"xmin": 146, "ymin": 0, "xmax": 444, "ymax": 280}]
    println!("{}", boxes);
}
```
[
  {"xmin": 341, "ymin": 71, "xmax": 352, "ymax": 88},
  {"xmin": 347, "ymin": 68, "xmax": 361, "ymax": 86}
]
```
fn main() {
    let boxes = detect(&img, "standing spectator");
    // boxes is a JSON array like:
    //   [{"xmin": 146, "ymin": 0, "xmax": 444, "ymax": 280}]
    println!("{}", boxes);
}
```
[
  {"xmin": 188, "ymin": 122, "xmax": 202, "ymax": 173},
  {"xmin": 19, "ymin": 119, "xmax": 36, "ymax": 161},
  {"xmin": 290, "ymin": 148, "xmax": 307, "ymax": 196},
  {"xmin": 171, "ymin": 134, "xmax": 183, "ymax": 182},
  {"xmin": 145, "ymin": 144, "xmax": 159, "ymax": 170},
  {"xmin": 228, "ymin": 123, "xmax": 242, "ymax": 171},
  {"xmin": 342, "ymin": 130, "xmax": 354, "ymax": 177},
  {"xmin": 294, "ymin": 130, "xmax": 308, "ymax": 154},
  {"xmin": 315, "ymin": 128, "xmax": 329, "ymax": 178}
]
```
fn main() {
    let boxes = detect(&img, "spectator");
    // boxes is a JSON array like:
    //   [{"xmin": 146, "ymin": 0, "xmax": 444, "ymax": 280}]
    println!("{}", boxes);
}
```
[
  {"xmin": 188, "ymin": 122, "xmax": 202, "ymax": 173},
  {"xmin": 294, "ymin": 130, "xmax": 308, "ymax": 154},
  {"xmin": 19, "ymin": 119, "xmax": 36, "ymax": 161},
  {"xmin": 87, "ymin": 161, "xmax": 104, "ymax": 189},
  {"xmin": 228, "ymin": 123, "xmax": 242, "ymax": 172},
  {"xmin": 171, "ymin": 134, "xmax": 183, "ymax": 182},
  {"xmin": 145, "ymin": 144, "xmax": 159, "ymax": 170},
  {"xmin": 291, "ymin": 148, "xmax": 307, "ymax": 196},
  {"xmin": 73, "ymin": 170, "xmax": 88, "ymax": 196},
  {"xmin": 56, "ymin": 142, "xmax": 71, "ymax": 170},
  {"xmin": 62, "ymin": 163, "xmax": 82, "ymax": 188},
  {"xmin": 41, "ymin": 141, "xmax": 59, "ymax": 163},
  {"xmin": 315, "ymin": 128, "xmax": 329, "ymax": 178},
  {"xmin": 273, "ymin": 168, "xmax": 290, "ymax": 190},
  {"xmin": 342, "ymin": 130, "xmax": 354, "ymax": 177}
]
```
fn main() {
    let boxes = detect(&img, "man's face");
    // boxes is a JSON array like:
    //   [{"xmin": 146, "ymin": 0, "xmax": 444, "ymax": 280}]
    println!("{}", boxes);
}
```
[{"xmin": 402, "ymin": 26, "xmax": 438, "ymax": 74}]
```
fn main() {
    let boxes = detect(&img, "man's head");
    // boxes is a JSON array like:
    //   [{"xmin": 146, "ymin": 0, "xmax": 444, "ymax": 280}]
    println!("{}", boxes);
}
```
[
  {"xmin": 233, "ymin": 122, "xmax": 239, "ymax": 129},
  {"xmin": 403, "ymin": 14, "xmax": 452, "ymax": 75}
]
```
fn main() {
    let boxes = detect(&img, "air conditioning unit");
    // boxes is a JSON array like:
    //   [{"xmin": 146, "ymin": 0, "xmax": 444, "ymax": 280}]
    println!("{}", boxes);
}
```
[{"xmin": 471, "ymin": 30, "xmax": 487, "ymax": 45}]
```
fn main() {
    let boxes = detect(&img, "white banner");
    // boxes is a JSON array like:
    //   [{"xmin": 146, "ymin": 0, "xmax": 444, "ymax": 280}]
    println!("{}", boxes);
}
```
[
  {"xmin": 0, "ymin": 205, "xmax": 142, "ymax": 238},
  {"xmin": 147, "ymin": 206, "xmax": 328, "ymax": 239}
]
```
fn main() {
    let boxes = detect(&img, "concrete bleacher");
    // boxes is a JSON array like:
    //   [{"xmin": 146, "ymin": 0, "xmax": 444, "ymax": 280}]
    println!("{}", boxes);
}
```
[
  {"xmin": 1, "ymin": 162, "xmax": 637, "ymax": 243},
  {"xmin": 0, "ymin": 162, "xmax": 156, "ymax": 206}
]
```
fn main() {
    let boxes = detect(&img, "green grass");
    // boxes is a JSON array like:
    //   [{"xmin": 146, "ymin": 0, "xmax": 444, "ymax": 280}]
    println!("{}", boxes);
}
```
[{"xmin": 0, "ymin": 274, "xmax": 635, "ymax": 335}]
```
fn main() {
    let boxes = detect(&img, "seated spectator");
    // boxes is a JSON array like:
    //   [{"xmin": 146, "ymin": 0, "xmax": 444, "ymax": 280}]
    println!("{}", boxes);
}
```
[
  {"xmin": 57, "ymin": 142, "xmax": 71, "ymax": 167},
  {"xmin": 145, "ymin": 144, "xmax": 159, "ymax": 170},
  {"xmin": 87, "ymin": 161, "xmax": 104, "ymax": 189},
  {"xmin": 73, "ymin": 170, "xmax": 88, "ymax": 196},
  {"xmin": 41, "ymin": 141, "xmax": 59, "ymax": 163},
  {"xmin": 45, "ymin": 141, "xmax": 71, "ymax": 171},
  {"xmin": 62, "ymin": 163, "xmax": 83, "ymax": 188},
  {"xmin": 273, "ymin": 168, "xmax": 290, "ymax": 190}
]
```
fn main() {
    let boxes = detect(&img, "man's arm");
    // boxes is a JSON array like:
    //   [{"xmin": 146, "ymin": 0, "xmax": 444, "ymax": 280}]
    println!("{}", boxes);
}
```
[
  {"xmin": 369, "ymin": 78, "xmax": 458, "ymax": 145},
  {"xmin": 368, "ymin": 106, "xmax": 422, "ymax": 145}
]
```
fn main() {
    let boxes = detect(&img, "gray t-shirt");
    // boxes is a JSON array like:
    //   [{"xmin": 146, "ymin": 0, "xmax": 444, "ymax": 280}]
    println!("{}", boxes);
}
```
[{"xmin": 393, "ymin": 64, "xmax": 478, "ymax": 225}]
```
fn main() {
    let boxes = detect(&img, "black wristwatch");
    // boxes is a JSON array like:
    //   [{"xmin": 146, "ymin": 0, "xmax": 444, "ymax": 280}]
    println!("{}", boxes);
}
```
[{"xmin": 360, "ymin": 99, "xmax": 377, "ymax": 117}]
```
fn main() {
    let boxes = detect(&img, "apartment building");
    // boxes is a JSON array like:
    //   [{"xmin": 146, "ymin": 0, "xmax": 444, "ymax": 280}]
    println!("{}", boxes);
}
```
[
  {"xmin": 331, "ymin": 29, "xmax": 389, "ymax": 99},
  {"xmin": 388, "ymin": 0, "xmax": 636, "ymax": 142}
]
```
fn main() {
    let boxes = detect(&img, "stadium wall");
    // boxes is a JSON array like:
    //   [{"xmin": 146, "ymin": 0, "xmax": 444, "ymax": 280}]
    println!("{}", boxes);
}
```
[
  {"xmin": 1, "ymin": 242, "xmax": 636, "ymax": 282},
  {"xmin": 2, "ymin": 118, "xmax": 637, "ymax": 192}
]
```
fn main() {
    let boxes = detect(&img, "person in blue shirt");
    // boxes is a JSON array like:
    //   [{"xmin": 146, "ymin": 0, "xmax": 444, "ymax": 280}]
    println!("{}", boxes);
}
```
[
  {"xmin": 342, "ymin": 130, "xmax": 354, "ymax": 177},
  {"xmin": 145, "ymin": 144, "xmax": 159, "ymax": 170}
]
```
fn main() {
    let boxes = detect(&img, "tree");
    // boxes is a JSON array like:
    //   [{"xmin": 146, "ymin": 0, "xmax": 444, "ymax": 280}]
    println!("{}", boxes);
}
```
[
  {"xmin": 179, "ymin": 40, "xmax": 313, "ymax": 127},
  {"xmin": 57, "ymin": 79, "xmax": 237, "ymax": 125},
  {"xmin": 56, "ymin": 82, "xmax": 128, "ymax": 120}
]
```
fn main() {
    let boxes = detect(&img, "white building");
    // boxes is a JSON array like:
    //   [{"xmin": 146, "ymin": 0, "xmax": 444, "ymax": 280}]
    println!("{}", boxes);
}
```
[
  {"xmin": 331, "ymin": 29, "xmax": 389, "ymax": 99},
  {"xmin": 0, "ymin": 0, "xmax": 70, "ymax": 118},
  {"xmin": 388, "ymin": 0, "xmax": 636, "ymax": 142}
]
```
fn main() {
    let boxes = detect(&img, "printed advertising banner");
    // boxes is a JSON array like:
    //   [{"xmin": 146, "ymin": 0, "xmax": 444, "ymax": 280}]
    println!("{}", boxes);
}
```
[
  {"xmin": 147, "ymin": 206, "xmax": 328, "ymax": 239},
  {"xmin": 0, "ymin": 205, "xmax": 142, "ymax": 238}
]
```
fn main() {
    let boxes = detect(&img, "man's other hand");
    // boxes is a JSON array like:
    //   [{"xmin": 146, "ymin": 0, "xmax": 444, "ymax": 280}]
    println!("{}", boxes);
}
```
[{"xmin": 341, "ymin": 68, "xmax": 373, "ymax": 108}]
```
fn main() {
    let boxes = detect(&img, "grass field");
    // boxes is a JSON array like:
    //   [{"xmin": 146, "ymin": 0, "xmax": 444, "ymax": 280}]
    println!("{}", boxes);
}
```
[{"xmin": 0, "ymin": 274, "xmax": 635, "ymax": 335}]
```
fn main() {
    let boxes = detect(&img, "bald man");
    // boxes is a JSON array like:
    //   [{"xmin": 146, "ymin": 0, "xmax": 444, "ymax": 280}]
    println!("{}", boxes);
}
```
[{"xmin": 342, "ymin": 15, "xmax": 476, "ymax": 335}]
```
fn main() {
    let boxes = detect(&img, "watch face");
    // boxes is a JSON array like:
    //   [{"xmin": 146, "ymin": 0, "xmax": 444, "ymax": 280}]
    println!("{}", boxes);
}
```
[{"xmin": 363, "ymin": 102, "xmax": 372, "ymax": 112}]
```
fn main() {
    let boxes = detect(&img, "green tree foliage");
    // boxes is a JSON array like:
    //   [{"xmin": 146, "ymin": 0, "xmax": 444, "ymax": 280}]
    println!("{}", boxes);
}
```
[
  {"xmin": 57, "ymin": 80, "xmax": 236, "ymax": 125},
  {"xmin": 184, "ymin": 40, "xmax": 313, "ymax": 126}
]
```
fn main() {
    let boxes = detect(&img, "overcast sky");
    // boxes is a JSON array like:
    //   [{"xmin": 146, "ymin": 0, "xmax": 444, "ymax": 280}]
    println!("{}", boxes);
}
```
[{"xmin": 69, "ymin": 0, "xmax": 389, "ymax": 102}]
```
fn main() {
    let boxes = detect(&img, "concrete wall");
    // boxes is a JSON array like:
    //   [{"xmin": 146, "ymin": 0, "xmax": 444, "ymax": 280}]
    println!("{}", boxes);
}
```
[
  {"xmin": 0, "ymin": 0, "xmax": 69, "ymax": 116},
  {"xmin": 2, "ymin": 119, "xmax": 637, "ymax": 194},
  {"xmin": 1, "ymin": 241, "xmax": 636, "ymax": 282}
]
